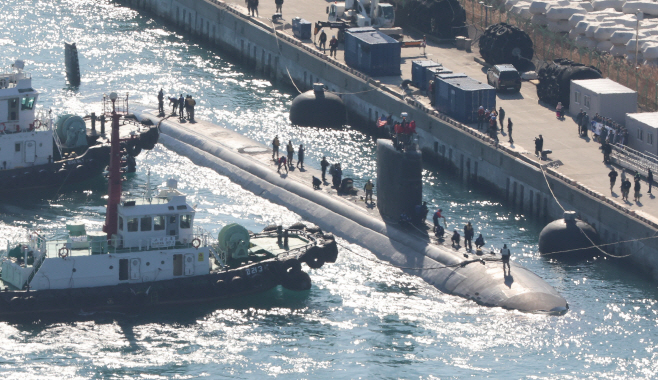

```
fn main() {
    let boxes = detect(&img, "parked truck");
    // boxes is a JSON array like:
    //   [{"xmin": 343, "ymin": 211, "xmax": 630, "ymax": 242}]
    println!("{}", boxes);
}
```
[{"xmin": 327, "ymin": 0, "xmax": 396, "ymax": 29}]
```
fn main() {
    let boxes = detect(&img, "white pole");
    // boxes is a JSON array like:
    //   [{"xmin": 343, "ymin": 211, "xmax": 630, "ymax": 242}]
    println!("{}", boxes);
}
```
[{"xmin": 636, "ymin": 11, "xmax": 644, "ymax": 68}]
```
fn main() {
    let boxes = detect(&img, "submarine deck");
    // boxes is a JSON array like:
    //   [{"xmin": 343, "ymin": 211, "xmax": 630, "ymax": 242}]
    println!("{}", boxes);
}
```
[{"xmin": 137, "ymin": 109, "xmax": 568, "ymax": 314}]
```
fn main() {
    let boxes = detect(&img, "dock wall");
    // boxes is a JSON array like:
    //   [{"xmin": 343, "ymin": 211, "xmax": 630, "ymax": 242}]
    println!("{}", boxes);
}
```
[{"xmin": 123, "ymin": 0, "xmax": 658, "ymax": 278}]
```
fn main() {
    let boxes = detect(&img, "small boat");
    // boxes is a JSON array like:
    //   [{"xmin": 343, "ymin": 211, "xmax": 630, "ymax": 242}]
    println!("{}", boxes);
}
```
[
  {"xmin": 0, "ymin": 93, "xmax": 337, "ymax": 320},
  {"xmin": 0, "ymin": 60, "xmax": 158, "ymax": 194}
]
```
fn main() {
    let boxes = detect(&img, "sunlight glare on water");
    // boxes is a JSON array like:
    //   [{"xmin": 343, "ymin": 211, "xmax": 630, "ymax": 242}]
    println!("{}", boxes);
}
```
[{"xmin": 0, "ymin": 0, "xmax": 658, "ymax": 378}]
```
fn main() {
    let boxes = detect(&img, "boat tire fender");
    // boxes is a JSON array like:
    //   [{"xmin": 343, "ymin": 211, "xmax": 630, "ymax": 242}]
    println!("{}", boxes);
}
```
[
  {"xmin": 281, "ymin": 270, "xmax": 312, "ymax": 291},
  {"xmin": 59, "ymin": 247, "xmax": 69, "ymax": 258},
  {"xmin": 302, "ymin": 247, "xmax": 326, "ymax": 269}
]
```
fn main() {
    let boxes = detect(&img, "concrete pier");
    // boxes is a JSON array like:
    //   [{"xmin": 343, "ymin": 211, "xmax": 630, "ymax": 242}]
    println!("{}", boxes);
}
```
[{"xmin": 120, "ymin": 0, "xmax": 658, "ymax": 279}]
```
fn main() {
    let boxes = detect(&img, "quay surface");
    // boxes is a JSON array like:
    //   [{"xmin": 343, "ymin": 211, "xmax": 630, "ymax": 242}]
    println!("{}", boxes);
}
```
[
  {"xmin": 126, "ymin": 0, "xmax": 658, "ymax": 278},
  {"xmin": 137, "ymin": 109, "xmax": 568, "ymax": 314}
]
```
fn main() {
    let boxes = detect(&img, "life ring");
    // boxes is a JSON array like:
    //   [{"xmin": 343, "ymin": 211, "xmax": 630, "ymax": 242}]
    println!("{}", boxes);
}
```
[
  {"xmin": 192, "ymin": 238, "xmax": 201, "ymax": 248},
  {"xmin": 33, "ymin": 120, "xmax": 42, "ymax": 130},
  {"xmin": 58, "ymin": 247, "xmax": 69, "ymax": 258}
]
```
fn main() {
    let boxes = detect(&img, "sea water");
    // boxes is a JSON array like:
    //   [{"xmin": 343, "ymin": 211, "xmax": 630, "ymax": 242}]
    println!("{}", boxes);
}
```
[{"xmin": 0, "ymin": 0, "xmax": 657, "ymax": 378}]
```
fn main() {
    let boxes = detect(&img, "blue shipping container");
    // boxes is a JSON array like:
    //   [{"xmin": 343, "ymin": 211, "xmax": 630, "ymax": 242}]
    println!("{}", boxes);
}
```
[
  {"xmin": 344, "ymin": 30, "xmax": 401, "ymax": 77},
  {"xmin": 411, "ymin": 60, "xmax": 440, "ymax": 90},
  {"xmin": 292, "ymin": 18, "xmax": 312, "ymax": 40},
  {"xmin": 434, "ymin": 75, "xmax": 496, "ymax": 124}
]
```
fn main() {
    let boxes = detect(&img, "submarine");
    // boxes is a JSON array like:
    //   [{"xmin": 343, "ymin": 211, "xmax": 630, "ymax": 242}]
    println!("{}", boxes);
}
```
[{"xmin": 135, "ymin": 110, "xmax": 568, "ymax": 315}]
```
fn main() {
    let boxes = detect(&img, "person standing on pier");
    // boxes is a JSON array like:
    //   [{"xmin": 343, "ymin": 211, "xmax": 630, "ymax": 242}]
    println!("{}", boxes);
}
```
[
  {"xmin": 507, "ymin": 118, "xmax": 513, "ymax": 144},
  {"xmin": 501, "ymin": 244, "xmax": 511, "ymax": 275},
  {"xmin": 286, "ymin": 140, "xmax": 294, "ymax": 166},
  {"xmin": 498, "ymin": 107, "xmax": 505, "ymax": 129},
  {"xmin": 297, "ymin": 145, "xmax": 305, "ymax": 169},
  {"xmin": 609, "ymin": 168, "xmax": 618, "ymax": 192},
  {"xmin": 329, "ymin": 35, "xmax": 338, "ymax": 58},
  {"xmin": 275, "ymin": 0, "xmax": 283, "ymax": 13},
  {"xmin": 464, "ymin": 222, "xmax": 474, "ymax": 251},
  {"xmin": 178, "ymin": 94, "xmax": 185, "ymax": 122},
  {"xmin": 318, "ymin": 30, "xmax": 327, "ymax": 53},
  {"xmin": 272, "ymin": 135, "xmax": 280, "ymax": 160},
  {"xmin": 634, "ymin": 177, "xmax": 642, "ymax": 202},
  {"xmin": 157, "ymin": 89, "xmax": 164, "ymax": 115},
  {"xmin": 363, "ymin": 179, "xmax": 374, "ymax": 203},
  {"xmin": 432, "ymin": 209, "xmax": 445, "ymax": 233},
  {"xmin": 187, "ymin": 95, "xmax": 196, "ymax": 122},
  {"xmin": 321, "ymin": 156, "xmax": 329, "ymax": 182},
  {"xmin": 648, "ymin": 169, "xmax": 654, "ymax": 194},
  {"xmin": 534, "ymin": 135, "xmax": 543, "ymax": 159}
]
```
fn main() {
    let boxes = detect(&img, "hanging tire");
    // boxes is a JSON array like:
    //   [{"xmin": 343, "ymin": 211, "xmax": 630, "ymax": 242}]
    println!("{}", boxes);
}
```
[
  {"xmin": 230, "ymin": 275, "xmax": 246, "ymax": 292},
  {"xmin": 262, "ymin": 225, "xmax": 279, "ymax": 232},
  {"xmin": 302, "ymin": 247, "xmax": 326, "ymax": 269},
  {"xmin": 288, "ymin": 222, "xmax": 306, "ymax": 231},
  {"xmin": 281, "ymin": 270, "xmax": 312, "ymax": 291},
  {"xmin": 320, "ymin": 239, "xmax": 339, "ymax": 263},
  {"xmin": 478, "ymin": 23, "xmax": 534, "ymax": 70}
]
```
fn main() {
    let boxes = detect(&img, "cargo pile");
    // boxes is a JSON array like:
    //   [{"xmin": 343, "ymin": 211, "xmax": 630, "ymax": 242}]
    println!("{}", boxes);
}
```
[
  {"xmin": 504, "ymin": 0, "xmax": 658, "ymax": 65},
  {"xmin": 393, "ymin": 0, "xmax": 468, "ymax": 38}
]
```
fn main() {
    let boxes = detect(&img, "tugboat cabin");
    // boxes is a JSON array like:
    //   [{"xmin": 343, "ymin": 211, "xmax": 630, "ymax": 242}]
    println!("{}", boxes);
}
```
[{"xmin": 2, "ymin": 180, "xmax": 210, "ymax": 291}]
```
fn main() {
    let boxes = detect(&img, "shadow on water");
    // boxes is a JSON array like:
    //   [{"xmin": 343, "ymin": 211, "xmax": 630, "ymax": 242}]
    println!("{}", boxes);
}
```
[{"xmin": 8, "ymin": 286, "xmax": 314, "ymax": 329}]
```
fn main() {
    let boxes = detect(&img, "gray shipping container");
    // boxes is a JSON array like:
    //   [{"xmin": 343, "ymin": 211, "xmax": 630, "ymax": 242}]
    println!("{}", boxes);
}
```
[
  {"xmin": 569, "ymin": 78, "xmax": 637, "ymax": 123},
  {"xmin": 344, "ymin": 29, "xmax": 401, "ymax": 77}
]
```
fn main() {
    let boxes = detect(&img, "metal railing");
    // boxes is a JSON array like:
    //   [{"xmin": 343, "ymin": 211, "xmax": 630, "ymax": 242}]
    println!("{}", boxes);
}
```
[{"xmin": 612, "ymin": 144, "xmax": 658, "ymax": 177}]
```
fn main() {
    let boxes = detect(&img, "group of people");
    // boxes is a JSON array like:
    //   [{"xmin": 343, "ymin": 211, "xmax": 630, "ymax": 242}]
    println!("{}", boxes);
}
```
[
  {"xmin": 576, "ymin": 110, "xmax": 630, "ymax": 146},
  {"xmin": 317, "ymin": 30, "xmax": 339, "ymax": 58},
  {"xmin": 272, "ymin": 136, "xmax": 305, "ymax": 173},
  {"xmin": 163, "ymin": 91, "xmax": 196, "ymax": 122},
  {"xmin": 476, "ymin": 106, "xmax": 513, "ymax": 143},
  {"xmin": 610, "ymin": 168, "xmax": 653, "ymax": 202}
]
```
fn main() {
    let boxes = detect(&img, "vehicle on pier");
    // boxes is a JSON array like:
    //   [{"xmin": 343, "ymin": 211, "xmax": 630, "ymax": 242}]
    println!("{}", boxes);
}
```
[{"xmin": 0, "ymin": 93, "xmax": 337, "ymax": 320}]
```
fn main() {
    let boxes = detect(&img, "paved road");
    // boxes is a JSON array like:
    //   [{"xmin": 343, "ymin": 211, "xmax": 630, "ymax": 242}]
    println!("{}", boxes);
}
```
[{"xmin": 222, "ymin": 0, "xmax": 658, "ymax": 225}]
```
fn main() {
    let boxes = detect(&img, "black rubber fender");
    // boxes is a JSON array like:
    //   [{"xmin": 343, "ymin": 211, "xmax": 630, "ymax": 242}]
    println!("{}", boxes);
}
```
[
  {"xmin": 281, "ymin": 270, "xmax": 312, "ymax": 291},
  {"xmin": 301, "ymin": 247, "xmax": 326, "ymax": 269},
  {"xmin": 262, "ymin": 225, "xmax": 279, "ymax": 232},
  {"xmin": 288, "ymin": 222, "xmax": 307, "ymax": 231},
  {"xmin": 320, "ymin": 239, "xmax": 339, "ymax": 263}
]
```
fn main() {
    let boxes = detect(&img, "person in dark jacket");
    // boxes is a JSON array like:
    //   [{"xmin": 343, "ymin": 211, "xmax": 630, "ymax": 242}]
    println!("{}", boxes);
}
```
[
  {"xmin": 297, "ymin": 145, "xmax": 305, "ymax": 169},
  {"xmin": 464, "ymin": 222, "xmax": 474, "ymax": 251},
  {"xmin": 320, "ymin": 156, "xmax": 329, "ymax": 181},
  {"xmin": 634, "ymin": 178, "xmax": 642, "ymax": 202},
  {"xmin": 169, "ymin": 96, "xmax": 178, "ymax": 115},
  {"xmin": 534, "ymin": 135, "xmax": 543, "ymax": 159},
  {"xmin": 332, "ymin": 163, "xmax": 342, "ymax": 189},
  {"xmin": 157, "ymin": 89, "xmax": 164, "ymax": 115},
  {"xmin": 451, "ymin": 230, "xmax": 461, "ymax": 247},
  {"xmin": 329, "ymin": 35, "xmax": 338, "ymax": 58},
  {"xmin": 318, "ymin": 30, "xmax": 327, "ymax": 53},
  {"xmin": 609, "ymin": 168, "xmax": 618, "ymax": 192},
  {"xmin": 507, "ymin": 118, "xmax": 513, "ymax": 144},
  {"xmin": 178, "ymin": 94, "xmax": 185, "ymax": 121},
  {"xmin": 475, "ymin": 234, "xmax": 485, "ymax": 250},
  {"xmin": 498, "ymin": 107, "xmax": 505, "ymax": 129},
  {"xmin": 648, "ymin": 168, "xmax": 654, "ymax": 194},
  {"xmin": 275, "ymin": 0, "xmax": 283, "ymax": 13}
]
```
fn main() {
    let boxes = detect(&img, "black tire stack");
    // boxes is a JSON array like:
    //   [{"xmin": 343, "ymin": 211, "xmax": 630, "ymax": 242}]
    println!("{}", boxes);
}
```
[
  {"xmin": 478, "ymin": 23, "xmax": 534, "ymax": 70},
  {"xmin": 536, "ymin": 58, "xmax": 602, "ymax": 108},
  {"xmin": 393, "ymin": 0, "xmax": 468, "ymax": 38}
]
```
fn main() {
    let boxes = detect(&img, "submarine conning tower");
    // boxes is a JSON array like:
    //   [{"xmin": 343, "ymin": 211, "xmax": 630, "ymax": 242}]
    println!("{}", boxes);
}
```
[{"xmin": 376, "ymin": 139, "xmax": 423, "ymax": 220}]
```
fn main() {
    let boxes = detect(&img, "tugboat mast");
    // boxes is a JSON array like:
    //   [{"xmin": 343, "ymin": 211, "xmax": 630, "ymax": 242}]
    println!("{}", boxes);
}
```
[{"xmin": 103, "ymin": 92, "xmax": 127, "ymax": 239}]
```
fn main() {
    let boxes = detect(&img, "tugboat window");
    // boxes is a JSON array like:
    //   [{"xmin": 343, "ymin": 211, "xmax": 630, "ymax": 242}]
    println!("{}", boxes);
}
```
[
  {"xmin": 154, "ymin": 215, "xmax": 165, "ymax": 231},
  {"xmin": 180, "ymin": 214, "xmax": 191, "ymax": 229},
  {"xmin": 119, "ymin": 216, "xmax": 123, "ymax": 231},
  {"xmin": 141, "ymin": 216, "xmax": 152, "ymax": 231},
  {"xmin": 21, "ymin": 96, "xmax": 35, "ymax": 110},
  {"xmin": 14, "ymin": 143, "xmax": 20, "ymax": 152},
  {"xmin": 169, "ymin": 215, "xmax": 176, "ymax": 224},
  {"xmin": 127, "ymin": 217, "xmax": 138, "ymax": 232},
  {"xmin": 8, "ymin": 98, "xmax": 18, "ymax": 121}
]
